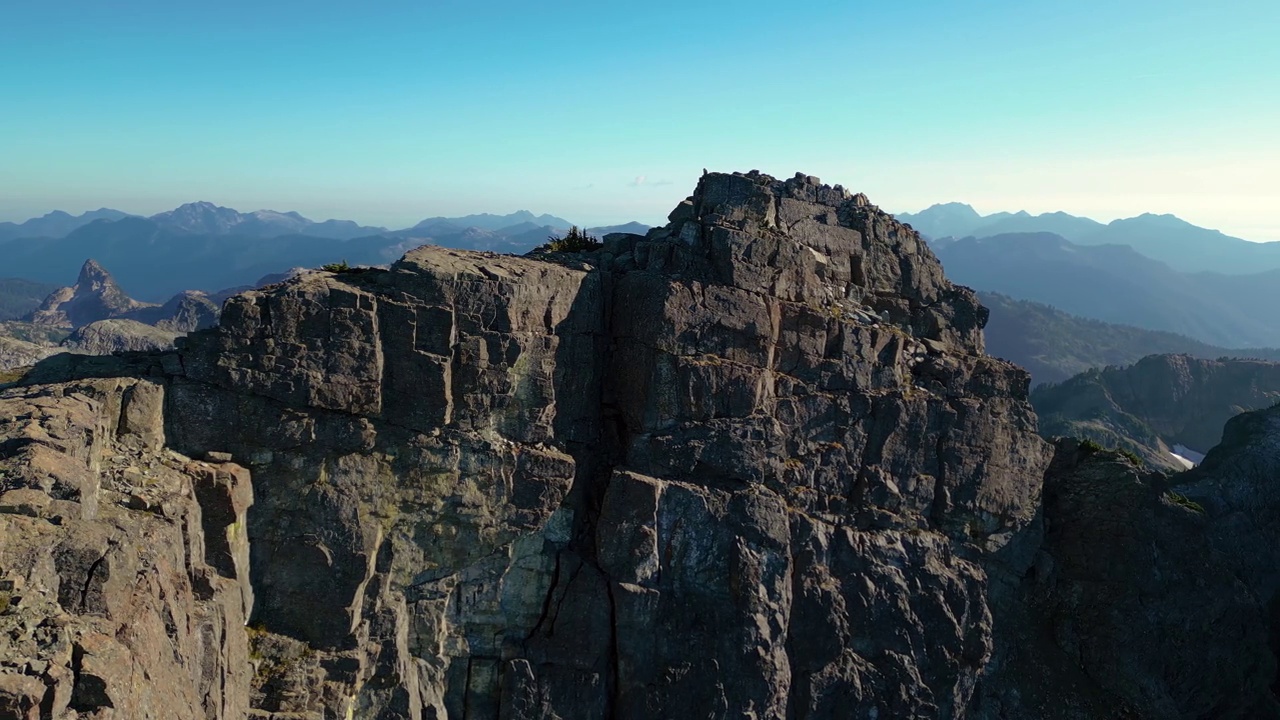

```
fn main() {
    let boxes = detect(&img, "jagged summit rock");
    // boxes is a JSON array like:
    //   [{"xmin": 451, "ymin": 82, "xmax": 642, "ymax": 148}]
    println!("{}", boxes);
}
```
[
  {"xmin": 602, "ymin": 170, "xmax": 990, "ymax": 354},
  {"xmin": 27, "ymin": 258, "xmax": 156, "ymax": 328},
  {"xmin": 20, "ymin": 259, "xmax": 226, "ymax": 334},
  {"xmin": 0, "ymin": 261, "xmax": 222, "ymax": 373},
  {"xmin": 156, "ymin": 169, "xmax": 1049, "ymax": 717},
  {"xmin": 76, "ymin": 257, "xmax": 113, "ymax": 287}
]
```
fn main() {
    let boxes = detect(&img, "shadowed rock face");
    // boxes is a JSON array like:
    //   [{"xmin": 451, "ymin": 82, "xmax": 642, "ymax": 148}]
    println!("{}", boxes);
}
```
[{"xmin": 974, "ymin": 426, "xmax": 1280, "ymax": 719}]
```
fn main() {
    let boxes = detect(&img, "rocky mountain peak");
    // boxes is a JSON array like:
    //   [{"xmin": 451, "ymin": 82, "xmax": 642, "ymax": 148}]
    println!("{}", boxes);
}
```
[
  {"xmin": 151, "ymin": 201, "xmax": 246, "ymax": 234},
  {"xmin": 27, "ymin": 259, "xmax": 153, "ymax": 328},
  {"xmin": 76, "ymin": 258, "xmax": 113, "ymax": 288},
  {"xmin": 607, "ymin": 169, "xmax": 989, "ymax": 354},
  {"xmin": 8, "ymin": 171, "xmax": 1280, "ymax": 719},
  {"xmin": 142, "ymin": 168, "xmax": 1050, "ymax": 717}
]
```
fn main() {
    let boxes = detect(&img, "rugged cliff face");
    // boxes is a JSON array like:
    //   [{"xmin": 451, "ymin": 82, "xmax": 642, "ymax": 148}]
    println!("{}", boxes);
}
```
[
  {"xmin": 0, "ymin": 373, "xmax": 253, "ymax": 719},
  {"xmin": 13, "ymin": 170, "xmax": 1275, "ymax": 719},
  {"xmin": 1033, "ymin": 354, "xmax": 1280, "ymax": 471},
  {"xmin": 145, "ymin": 170, "xmax": 1045, "ymax": 718},
  {"xmin": 975, "ymin": 422, "xmax": 1280, "ymax": 719}
]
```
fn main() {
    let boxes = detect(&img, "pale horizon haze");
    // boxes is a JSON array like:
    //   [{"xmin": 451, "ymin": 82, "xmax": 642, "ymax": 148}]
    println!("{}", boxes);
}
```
[{"xmin": 2, "ymin": 0, "xmax": 1277, "ymax": 240}]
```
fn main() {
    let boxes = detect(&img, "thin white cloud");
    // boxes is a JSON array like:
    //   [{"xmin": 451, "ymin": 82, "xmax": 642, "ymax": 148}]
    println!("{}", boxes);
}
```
[{"xmin": 629, "ymin": 175, "xmax": 673, "ymax": 188}]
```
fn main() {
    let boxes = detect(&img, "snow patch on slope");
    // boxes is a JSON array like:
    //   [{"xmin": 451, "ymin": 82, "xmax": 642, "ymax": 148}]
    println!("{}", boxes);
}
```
[{"xmin": 1170, "ymin": 443, "xmax": 1206, "ymax": 469}]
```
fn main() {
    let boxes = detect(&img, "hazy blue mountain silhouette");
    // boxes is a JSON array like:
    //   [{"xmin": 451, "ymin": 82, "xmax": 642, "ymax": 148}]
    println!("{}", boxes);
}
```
[
  {"xmin": 148, "ymin": 201, "xmax": 388, "ymax": 239},
  {"xmin": 0, "ymin": 218, "xmax": 392, "ymax": 300},
  {"xmin": 0, "ymin": 202, "xmax": 653, "ymax": 299},
  {"xmin": 0, "ymin": 278, "xmax": 61, "ymax": 321},
  {"xmin": 0, "ymin": 208, "xmax": 134, "ymax": 242},
  {"xmin": 0, "ymin": 210, "xmax": 593, "ymax": 300},
  {"xmin": 587, "ymin": 221, "xmax": 651, "ymax": 236},
  {"xmin": 0, "ymin": 204, "xmax": 578, "ymax": 245},
  {"xmin": 936, "ymin": 232, "xmax": 1280, "ymax": 347},
  {"xmin": 1080, "ymin": 213, "xmax": 1280, "ymax": 274},
  {"xmin": 978, "ymin": 291, "xmax": 1280, "ymax": 385},
  {"xmin": 408, "ymin": 210, "xmax": 572, "ymax": 233},
  {"xmin": 899, "ymin": 204, "xmax": 1280, "ymax": 274},
  {"xmin": 895, "ymin": 203, "xmax": 991, "ymax": 239}
]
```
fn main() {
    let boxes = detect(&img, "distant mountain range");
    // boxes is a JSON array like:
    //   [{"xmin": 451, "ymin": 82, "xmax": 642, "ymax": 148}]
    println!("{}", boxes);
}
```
[
  {"xmin": 0, "ymin": 203, "xmax": 649, "ymax": 301},
  {"xmin": 979, "ymin": 292, "xmax": 1280, "ymax": 385},
  {"xmin": 586, "ymin": 222, "xmax": 651, "ymax": 236},
  {"xmin": 148, "ymin": 202, "xmax": 389, "ymax": 239},
  {"xmin": 935, "ymin": 232, "xmax": 1280, "ymax": 348},
  {"xmin": 407, "ymin": 210, "xmax": 572, "ymax": 233},
  {"xmin": 0, "ymin": 208, "xmax": 134, "ymax": 242},
  {"xmin": 898, "ymin": 203, "xmax": 1280, "ymax": 274},
  {"xmin": 0, "ymin": 203, "xmax": 584, "ymax": 243}
]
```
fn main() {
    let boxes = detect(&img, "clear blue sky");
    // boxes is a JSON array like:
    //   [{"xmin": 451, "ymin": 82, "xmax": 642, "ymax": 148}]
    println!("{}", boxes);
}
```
[{"xmin": 2, "ymin": 0, "xmax": 1277, "ymax": 238}]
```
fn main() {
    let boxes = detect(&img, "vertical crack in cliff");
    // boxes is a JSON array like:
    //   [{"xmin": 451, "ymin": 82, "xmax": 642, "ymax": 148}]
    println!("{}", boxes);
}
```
[
  {"xmin": 528, "ymin": 550, "xmax": 563, "ymax": 641},
  {"xmin": 605, "ymin": 576, "xmax": 621, "ymax": 717},
  {"xmin": 79, "ymin": 551, "xmax": 109, "ymax": 613},
  {"xmin": 462, "ymin": 656, "xmax": 474, "ymax": 720}
]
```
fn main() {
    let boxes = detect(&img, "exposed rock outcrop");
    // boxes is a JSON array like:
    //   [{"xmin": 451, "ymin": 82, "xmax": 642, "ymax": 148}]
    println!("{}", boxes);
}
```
[
  {"xmin": 0, "ymin": 337, "xmax": 57, "ymax": 376},
  {"xmin": 975, "ymin": 418, "xmax": 1280, "ymax": 718},
  {"xmin": 0, "ymin": 376, "xmax": 253, "ymax": 719},
  {"xmin": 134, "ymin": 290, "xmax": 222, "ymax": 333},
  {"xmin": 9, "ymin": 170, "xmax": 1279, "ymax": 719},
  {"xmin": 61, "ymin": 319, "xmax": 181, "ymax": 354},
  {"xmin": 146, "ymin": 170, "xmax": 1046, "ymax": 717}
]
